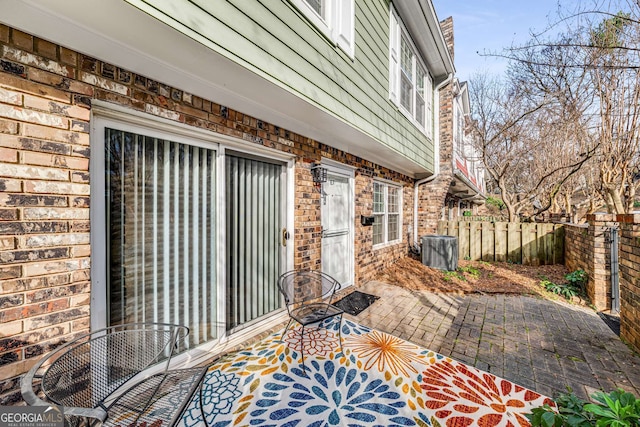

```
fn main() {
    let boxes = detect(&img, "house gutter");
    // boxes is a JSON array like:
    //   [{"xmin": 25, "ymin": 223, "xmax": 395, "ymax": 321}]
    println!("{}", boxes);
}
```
[{"xmin": 413, "ymin": 72, "xmax": 454, "ymax": 247}]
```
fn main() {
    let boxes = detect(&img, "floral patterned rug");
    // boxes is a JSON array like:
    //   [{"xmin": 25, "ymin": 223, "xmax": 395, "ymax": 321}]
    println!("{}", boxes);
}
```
[{"xmin": 179, "ymin": 320, "xmax": 553, "ymax": 427}]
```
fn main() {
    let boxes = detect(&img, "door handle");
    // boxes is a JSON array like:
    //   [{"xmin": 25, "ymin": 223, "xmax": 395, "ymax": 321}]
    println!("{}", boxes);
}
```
[{"xmin": 282, "ymin": 228, "xmax": 290, "ymax": 247}]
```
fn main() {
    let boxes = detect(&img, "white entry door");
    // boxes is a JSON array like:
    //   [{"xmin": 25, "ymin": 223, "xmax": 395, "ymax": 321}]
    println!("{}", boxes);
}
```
[{"xmin": 321, "ymin": 165, "xmax": 354, "ymax": 287}]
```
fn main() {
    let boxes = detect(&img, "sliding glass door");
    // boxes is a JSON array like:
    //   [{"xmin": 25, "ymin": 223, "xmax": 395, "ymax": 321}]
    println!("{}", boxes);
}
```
[
  {"xmin": 99, "ymin": 120, "xmax": 288, "ymax": 349},
  {"xmin": 225, "ymin": 154, "xmax": 283, "ymax": 332},
  {"xmin": 105, "ymin": 128, "xmax": 217, "ymax": 347}
]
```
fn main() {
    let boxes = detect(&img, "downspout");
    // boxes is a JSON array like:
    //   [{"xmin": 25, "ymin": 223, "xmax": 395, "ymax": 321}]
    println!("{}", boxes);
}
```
[{"xmin": 413, "ymin": 72, "xmax": 454, "ymax": 247}]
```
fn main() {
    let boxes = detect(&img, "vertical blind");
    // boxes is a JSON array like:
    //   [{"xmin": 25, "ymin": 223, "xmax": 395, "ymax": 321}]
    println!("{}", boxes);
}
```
[
  {"xmin": 106, "ymin": 128, "xmax": 217, "ymax": 347},
  {"xmin": 225, "ymin": 155, "xmax": 282, "ymax": 331}
]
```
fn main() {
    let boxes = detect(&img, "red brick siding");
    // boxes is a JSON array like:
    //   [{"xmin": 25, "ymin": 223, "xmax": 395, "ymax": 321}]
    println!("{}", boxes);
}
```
[
  {"xmin": 566, "ymin": 214, "xmax": 640, "ymax": 351},
  {"xmin": 418, "ymin": 79, "xmax": 453, "ymax": 236},
  {"xmin": 563, "ymin": 214, "xmax": 615, "ymax": 310},
  {"xmin": 564, "ymin": 223, "xmax": 590, "ymax": 275},
  {"xmin": 618, "ymin": 214, "xmax": 640, "ymax": 354},
  {"xmin": 418, "ymin": 18, "xmax": 454, "ymax": 236},
  {"xmin": 0, "ymin": 24, "xmax": 416, "ymax": 404}
]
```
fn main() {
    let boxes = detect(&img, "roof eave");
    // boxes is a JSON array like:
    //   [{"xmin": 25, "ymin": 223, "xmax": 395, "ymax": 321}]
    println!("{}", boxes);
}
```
[{"xmin": 393, "ymin": 0, "xmax": 455, "ymax": 80}]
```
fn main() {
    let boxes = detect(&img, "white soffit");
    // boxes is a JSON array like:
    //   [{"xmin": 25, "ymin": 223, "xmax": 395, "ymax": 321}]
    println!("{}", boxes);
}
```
[{"xmin": 0, "ymin": 0, "xmax": 431, "ymax": 177}]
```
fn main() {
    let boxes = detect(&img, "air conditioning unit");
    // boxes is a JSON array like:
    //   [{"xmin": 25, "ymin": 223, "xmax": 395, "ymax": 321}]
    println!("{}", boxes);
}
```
[{"xmin": 421, "ymin": 235, "xmax": 458, "ymax": 271}]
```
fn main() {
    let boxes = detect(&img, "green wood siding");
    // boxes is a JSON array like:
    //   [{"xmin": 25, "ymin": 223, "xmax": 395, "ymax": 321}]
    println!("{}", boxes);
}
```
[{"xmin": 127, "ymin": 0, "xmax": 435, "ymax": 171}]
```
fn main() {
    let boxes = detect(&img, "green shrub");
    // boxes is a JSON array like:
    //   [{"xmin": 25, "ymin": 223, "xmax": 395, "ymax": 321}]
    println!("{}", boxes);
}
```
[
  {"xmin": 565, "ymin": 270, "xmax": 587, "ymax": 293},
  {"xmin": 443, "ymin": 271, "xmax": 462, "ymax": 281},
  {"xmin": 540, "ymin": 269, "xmax": 588, "ymax": 301},
  {"xmin": 540, "ymin": 279, "xmax": 579, "ymax": 300},
  {"xmin": 458, "ymin": 265, "xmax": 481, "ymax": 279},
  {"xmin": 527, "ymin": 389, "xmax": 640, "ymax": 427},
  {"xmin": 486, "ymin": 196, "xmax": 506, "ymax": 210}
]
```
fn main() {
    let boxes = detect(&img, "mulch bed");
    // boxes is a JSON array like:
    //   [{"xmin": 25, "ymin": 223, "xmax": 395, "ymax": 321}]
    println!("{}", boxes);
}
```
[{"xmin": 376, "ymin": 256, "xmax": 570, "ymax": 299}]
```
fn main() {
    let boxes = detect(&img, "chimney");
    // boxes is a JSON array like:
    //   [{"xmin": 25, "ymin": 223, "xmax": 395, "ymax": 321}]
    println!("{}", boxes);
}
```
[{"xmin": 439, "ymin": 16, "xmax": 454, "ymax": 64}]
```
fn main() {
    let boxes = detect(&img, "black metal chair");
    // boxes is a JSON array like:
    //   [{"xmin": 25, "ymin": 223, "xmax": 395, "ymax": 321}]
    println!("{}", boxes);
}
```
[
  {"xmin": 277, "ymin": 270, "xmax": 344, "ymax": 370},
  {"xmin": 21, "ymin": 323, "xmax": 207, "ymax": 427}
]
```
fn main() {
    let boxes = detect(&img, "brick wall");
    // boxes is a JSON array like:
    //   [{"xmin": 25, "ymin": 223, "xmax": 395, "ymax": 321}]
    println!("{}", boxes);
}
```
[
  {"xmin": 588, "ymin": 214, "xmax": 616, "ymax": 309},
  {"xmin": 618, "ymin": 214, "xmax": 640, "ymax": 354},
  {"xmin": 564, "ymin": 223, "xmax": 589, "ymax": 275},
  {"xmin": 563, "ymin": 214, "xmax": 615, "ymax": 310},
  {"xmin": 354, "ymin": 174, "xmax": 413, "ymax": 283},
  {"xmin": 0, "ymin": 27, "xmax": 93, "ymax": 405},
  {"xmin": 0, "ymin": 24, "xmax": 417, "ymax": 404},
  {"xmin": 418, "ymin": 81, "xmax": 453, "ymax": 236},
  {"xmin": 565, "ymin": 213, "xmax": 640, "ymax": 352},
  {"xmin": 439, "ymin": 17, "xmax": 454, "ymax": 63},
  {"xmin": 416, "ymin": 18, "xmax": 455, "ymax": 237}
]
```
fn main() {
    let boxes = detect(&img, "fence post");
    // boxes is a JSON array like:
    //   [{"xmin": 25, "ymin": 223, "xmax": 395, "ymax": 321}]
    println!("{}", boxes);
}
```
[
  {"xmin": 553, "ymin": 225, "xmax": 565, "ymax": 265},
  {"xmin": 470, "ymin": 222, "xmax": 481, "ymax": 260},
  {"xmin": 482, "ymin": 222, "xmax": 495, "ymax": 262},
  {"xmin": 522, "ymin": 223, "xmax": 539, "ymax": 265},
  {"xmin": 458, "ymin": 221, "xmax": 470, "ymax": 260},
  {"xmin": 507, "ymin": 222, "xmax": 522, "ymax": 263},
  {"xmin": 495, "ymin": 222, "xmax": 507, "ymax": 262},
  {"xmin": 541, "ymin": 223, "xmax": 555, "ymax": 265}
]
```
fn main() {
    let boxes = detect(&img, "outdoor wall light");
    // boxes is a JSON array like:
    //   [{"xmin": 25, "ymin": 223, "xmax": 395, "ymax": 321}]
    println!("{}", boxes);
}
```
[{"xmin": 311, "ymin": 163, "xmax": 328, "ymax": 184}]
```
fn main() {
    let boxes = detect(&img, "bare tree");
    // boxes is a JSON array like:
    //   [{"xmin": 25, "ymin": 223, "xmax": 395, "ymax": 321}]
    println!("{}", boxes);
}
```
[
  {"xmin": 475, "ymin": 1, "xmax": 640, "ymax": 217},
  {"xmin": 469, "ymin": 52, "xmax": 596, "ymax": 222},
  {"xmin": 588, "ymin": 12, "xmax": 640, "ymax": 212},
  {"xmin": 559, "ymin": 161, "xmax": 605, "ymax": 222}
]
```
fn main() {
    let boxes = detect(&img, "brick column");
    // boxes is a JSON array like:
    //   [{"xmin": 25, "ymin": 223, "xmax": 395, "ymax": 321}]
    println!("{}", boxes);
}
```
[
  {"xmin": 564, "ymin": 214, "xmax": 616, "ymax": 310},
  {"xmin": 617, "ymin": 214, "xmax": 640, "ymax": 353},
  {"xmin": 586, "ymin": 214, "xmax": 617, "ymax": 310}
]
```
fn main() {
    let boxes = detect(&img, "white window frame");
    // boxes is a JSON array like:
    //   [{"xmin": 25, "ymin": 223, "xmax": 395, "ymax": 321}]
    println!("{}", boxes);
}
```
[
  {"xmin": 291, "ymin": 0, "xmax": 355, "ymax": 57},
  {"xmin": 90, "ymin": 101, "xmax": 295, "ymax": 364},
  {"xmin": 389, "ymin": 6, "xmax": 433, "ymax": 135},
  {"xmin": 372, "ymin": 180, "xmax": 403, "ymax": 248}
]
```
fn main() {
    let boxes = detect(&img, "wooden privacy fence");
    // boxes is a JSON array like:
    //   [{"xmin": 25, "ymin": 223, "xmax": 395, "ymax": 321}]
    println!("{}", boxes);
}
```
[{"xmin": 436, "ymin": 221, "xmax": 565, "ymax": 265}]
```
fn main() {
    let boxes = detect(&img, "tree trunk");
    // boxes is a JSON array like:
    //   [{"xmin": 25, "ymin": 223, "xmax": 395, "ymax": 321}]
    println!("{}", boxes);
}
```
[{"xmin": 602, "ymin": 184, "xmax": 626, "ymax": 214}]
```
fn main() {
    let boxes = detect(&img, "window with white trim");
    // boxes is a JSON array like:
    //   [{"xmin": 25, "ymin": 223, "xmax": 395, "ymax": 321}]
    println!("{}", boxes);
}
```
[
  {"xmin": 291, "ymin": 0, "xmax": 355, "ymax": 57},
  {"xmin": 372, "ymin": 181, "xmax": 402, "ymax": 246},
  {"xmin": 389, "ymin": 7, "xmax": 433, "ymax": 132}
]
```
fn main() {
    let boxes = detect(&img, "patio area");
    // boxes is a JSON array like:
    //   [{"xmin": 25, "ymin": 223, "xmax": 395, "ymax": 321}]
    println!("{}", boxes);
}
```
[
  {"xmin": 351, "ymin": 281, "xmax": 640, "ymax": 400},
  {"xmin": 163, "ymin": 280, "xmax": 640, "ymax": 426},
  {"xmin": 45, "ymin": 280, "xmax": 640, "ymax": 426},
  {"xmin": 178, "ymin": 319, "xmax": 552, "ymax": 427}
]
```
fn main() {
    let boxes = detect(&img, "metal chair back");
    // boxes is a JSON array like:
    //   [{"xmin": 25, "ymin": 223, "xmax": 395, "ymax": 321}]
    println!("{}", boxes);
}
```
[
  {"xmin": 22, "ymin": 323, "xmax": 188, "ymax": 424},
  {"xmin": 40, "ymin": 325, "xmax": 180, "ymax": 409},
  {"xmin": 278, "ymin": 270, "xmax": 341, "ymax": 314},
  {"xmin": 276, "ymin": 270, "xmax": 344, "ymax": 370}
]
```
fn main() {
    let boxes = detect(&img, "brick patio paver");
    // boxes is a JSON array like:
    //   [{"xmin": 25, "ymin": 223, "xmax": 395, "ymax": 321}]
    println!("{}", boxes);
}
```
[{"xmin": 349, "ymin": 281, "xmax": 640, "ymax": 400}]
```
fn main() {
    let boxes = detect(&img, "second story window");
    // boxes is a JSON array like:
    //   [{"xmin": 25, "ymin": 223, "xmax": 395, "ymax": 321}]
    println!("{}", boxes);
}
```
[
  {"xmin": 291, "ymin": 0, "xmax": 355, "ymax": 57},
  {"xmin": 305, "ymin": 0, "xmax": 323, "ymax": 15},
  {"xmin": 389, "ymin": 7, "xmax": 433, "ymax": 134}
]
